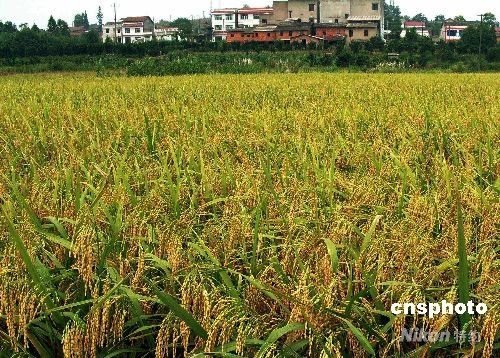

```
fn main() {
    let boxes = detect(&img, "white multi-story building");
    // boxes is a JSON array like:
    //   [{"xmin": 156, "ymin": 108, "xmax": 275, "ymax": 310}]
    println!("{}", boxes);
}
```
[
  {"xmin": 102, "ymin": 21, "xmax": 123, "ymax": 42},
  {"xmin": 102, "ymin": 17, "xmax": 154, "ymax": 43},
  {"xmin": 102, "ymin": 17, "xmax": 182, "ymax": 43},
  {"xmin": 212, "ymin": 8, "xmax": 238, "ymax": 41},
  {"xmin": 121, "ymin": 16, "xmax": 155, "ymax": 43},
  {"xmin": 211, "ymin": 7, "xmax": 274, "ymax": 41},
  {"xmin": 440, "ymin": 19, "xmax": 473, "ymax": 42}
]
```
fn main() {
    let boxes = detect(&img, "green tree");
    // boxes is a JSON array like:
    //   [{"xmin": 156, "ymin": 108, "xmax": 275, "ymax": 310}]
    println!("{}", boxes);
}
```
[
  {"xmin": 411, "ymin": 13, "xmax": 428, "ymax": 23},
  {"xmin": 47, "ymin": 15, "xmax": 57, "ymax": 33},
  {"xmin": 56, "ymin": 19, "xmax": 70, "ymax": 36},
  {"xmin": 171, "ymin": 17, "xmax": 193, "ymax": 40},
  {"xmin": 384, "ymin": 1, "xmax": 402, "ymax": 40},
  {"xmin": 74, "ymin": 12, "xmax": 89, "ymax": 29},
  {"xmin": 74, "ymin": 13, "xmax": 84, "ymax": 27},
  {"xmin": 97, "ymin": 6, "xmax": 104, "ymax": 32},
  {"xmin": 83, "ymin": 11, "xmax": 89, "ymax": 29},
  {"xmin": 402, "ymin": 27, "xmax": 419, "ymax": 52},
  {"xmin": 482, "ymin": 12, "xmax": 498, "ymax": 27},
  {"xmin": 454, "ymin": 15, "xmax": 466, "ymax": 22},
  {"xmin": 459, "ymin": 23, "xmax": 496, "ymax": 54},
  {"xmin": 0, "ymin": 21, "xmax": 18, "ymax": 33},
  {"xmin": 366, "ymin": 35, "xmax": 385, "ymax": 52},
  {"xmin": 83, "ymin": 29, "xmax": 100, "ymax": 43},
  {"xmin": 429, "ymin": 15, "xmax": 445, "ymax": 36}
]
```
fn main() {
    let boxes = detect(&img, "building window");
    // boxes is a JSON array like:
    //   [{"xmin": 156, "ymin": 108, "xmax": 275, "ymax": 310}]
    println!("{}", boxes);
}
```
[
  {"xmin": 364, "ymin": 29, "xmax": 369, "ymax": 36},
  {"xmin": 280, "ymin": 31, "xmax": 284, "ymax": 36},
  {"xmin": 230, "ymin": 33, "xmax": 234, "ymax": 37},
  {"xmin": 261, "ymin": 19, "xmax": 267, "ymax": 24},
  {"xmin": 241, "ymin": 33, "xmax": 244, "ymax": 37},
  {"xmin": 215, "ymin": 25, "xmax": 222, "ymax": 30},
  {"xmin": 214, "ymin": 15, "xmax": 222, "ymax": 20},
  {"xmin": 105, "ymin": 28, "xmax": 110, "ymax": 33},
  {"xmin": 309, "ymin": 4, "xmax": 315, "ymax": 11},
  {"xmin": 345, "ymin": 14, "xmax": 349, "ymax": 19},
  {"xmin": 240, "ymin": 14, "xmax": 248, "ymax": 20},
  {"xmin": 289, "ymin": 11, "xmax": 293, "ymax": 18},
  {"xmin": 335, "ymin": 19, "xmax": 339, "ymax": 24},
  {"xmin": 349, "ymin": 29, "xmax": 353, "ymax": 37},
  {"xmin": 117, "ymin": 29, "xmax": 121, "ymax": 33},
  {"xmin": 225, "ymin": 14, "xmax": 233, "ymax": 20},
  {"xmin": 135, "ymin": 28, "xmax": 140, "ymax": 33},
  {"xmin": 447, "ymin": 29, "xmax": 457, "ymax": 37},
  {"xmin": 254, "ymin": 15, "xmax": 260, "ymax": 19},
  {"xmin": 226, "ymin": 25, "xmax": 234, "ymax": 30},
  {"xmin": 372, "ymin": 3, "xmax": 379, "ymax": 11},
  {"xmin": 255, "ymin": 32, "xmax": 258, "ymax": 37},
  {"xmin": 125, "ymin": 28, "xmax": 130, "ymax": 33},
  {"xmin": 323, "ymin": 31, "xmax": 326, "ymax": 35}
]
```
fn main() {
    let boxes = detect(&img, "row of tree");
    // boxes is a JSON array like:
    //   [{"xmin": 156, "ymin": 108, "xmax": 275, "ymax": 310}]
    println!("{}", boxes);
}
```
[
  {"xmin": 0, "ymin": 3, "xmax": 498, "ymax": 61},
  {"xmin": 384, "ymin": 2, "xmax": 498, "ymax": 39}
]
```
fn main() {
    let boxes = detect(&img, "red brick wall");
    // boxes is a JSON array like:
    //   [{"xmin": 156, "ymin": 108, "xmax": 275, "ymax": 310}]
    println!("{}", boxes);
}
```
[
  {"xmin": 315, "ymin": 27, "xmax": 346, "ymax": 40},
  {"xmin": 226, "ymin": 26, "xmax": 343, "ymax": 43}
]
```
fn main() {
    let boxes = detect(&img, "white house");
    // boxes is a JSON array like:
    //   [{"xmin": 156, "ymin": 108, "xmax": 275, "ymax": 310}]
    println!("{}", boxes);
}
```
[
  {"xmin": 102, "ymin": 21, "xmax": 122, "ymax": 42},
  {"xmin": 211, "ymin": 7, "xmax": 274, "ymax": 41},
  {"xmin": 238, "ymin": 8, "xmax": 274, "ymax": 28},
  {"xmin": 440, "ymin": 19, "xmax": 475, "ymax": 42},
  {"xmin": 402, "ymin": 21, "xmax": 430, "ymax": 37},
  {"xmin": 121, "ymin": 16, "xmax": 155, "ymax": 43},
  {"xmin": 212, "ymin": 8, "xmax": 238, "ymax": 41}
]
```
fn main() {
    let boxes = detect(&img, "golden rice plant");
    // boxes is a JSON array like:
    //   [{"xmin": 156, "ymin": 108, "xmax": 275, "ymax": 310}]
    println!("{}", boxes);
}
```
[{"xmin": 0, "ymin": 72, "xmax": 498, "ymax": 357}]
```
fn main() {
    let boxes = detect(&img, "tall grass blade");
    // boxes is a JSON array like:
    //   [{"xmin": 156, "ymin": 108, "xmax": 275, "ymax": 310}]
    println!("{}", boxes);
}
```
[{"xmin": 147, "ymin": 278, "xmax": 208, "ymax": 340}]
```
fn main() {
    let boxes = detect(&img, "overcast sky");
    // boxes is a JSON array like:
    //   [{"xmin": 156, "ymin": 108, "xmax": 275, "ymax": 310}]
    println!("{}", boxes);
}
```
[{"xmin": 1, "ymin": 0, "xmax": 498, "ymax": 28}]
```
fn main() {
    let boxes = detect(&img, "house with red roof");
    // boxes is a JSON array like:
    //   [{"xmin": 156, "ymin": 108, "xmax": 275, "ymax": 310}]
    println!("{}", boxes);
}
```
[{"xmin": 402, "ymin": 21, "xmax": 430, "ymax": 37}]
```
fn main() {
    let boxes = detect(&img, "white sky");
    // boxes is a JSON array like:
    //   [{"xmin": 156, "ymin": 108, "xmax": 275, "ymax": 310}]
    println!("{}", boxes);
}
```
[{"xmin": 0, "ymin": 1, "xmax": 498, "ymax": 28}]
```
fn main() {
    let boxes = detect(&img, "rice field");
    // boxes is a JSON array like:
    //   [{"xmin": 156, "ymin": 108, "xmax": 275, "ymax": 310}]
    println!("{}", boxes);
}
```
[{"xmin": 0, "ymin": 72, "xmax": 498, "ymax": 357}]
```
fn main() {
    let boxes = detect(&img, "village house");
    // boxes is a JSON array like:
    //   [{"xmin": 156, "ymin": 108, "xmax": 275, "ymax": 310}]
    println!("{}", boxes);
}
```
[
  {"xmin": 226, "ymin": 21, "xmax": 346, "ymax": 44},
  {"xmin": 211, "ymin": 7, "xmax": 275, "ymax": 41},
  {"xmin": 102, "ymin": 17, "xmax": 181, "ymax": 43},
  {"xmin": 120, "ymin": 16, "xmax": 155, "ymax": 43},
  {"xmin": 346, "ymin": 17, "xmax": 380, "ymax": 42},
  {"xmin": 283, "ymin": 0, "xmax": 384, "ymax": 37},
  {"xmin": 440, "ymin": 19, "xmax": 476, "ymax": 42},
  {"xmin": 214, "ymin": 0, "xmax": 384, "ymax": 43},
  {"xmin": 102, "ymin": 21, "xmax": 122, "ymax": 42},
  {"xmin": 402, "ymin": 21, "xmax": 430, "ymax": 37},
  {"xmin": 69, "ymin": 26, "xmax": 87, "ymax": 37}
]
